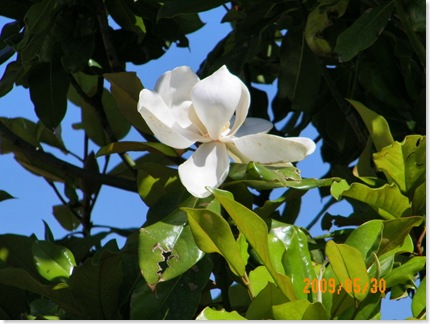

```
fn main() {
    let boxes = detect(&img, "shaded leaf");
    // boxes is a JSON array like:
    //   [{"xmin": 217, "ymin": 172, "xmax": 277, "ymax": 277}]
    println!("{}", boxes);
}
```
[
  {"xmin": 0, "ymin": 190, "xmax": 14, "ymax": 202},
  {"xmin": 335, "ymin": 2, "xmax": 394, "ymax": 62},
  {"xmin": 302, "ymin": 302, "xmax": 329, "ymax": 320},
  {"xmin": 246, "ymin": 282, "xmax": 288, "ymax": 320},
  {"xmin": 157, "ymin": 0, "xmax": 228, "ymax": 19},
  {"xmin": 412, "ymin": 277, "xmax": 426, "ymax": 319},
  {"xmin": 52, "ymin": 204, "xmax": 81, "ymax": 231},
  {"xmin": 96, "ymin": 141, "xmax": 178, "ymax": 158},
  {"xmin": 384, "ymin": 256, "xmax": 426, "ymax": 288},
  {"xmin": 272, "ymin": 299, "xmax": 311, "ymax": 320}
]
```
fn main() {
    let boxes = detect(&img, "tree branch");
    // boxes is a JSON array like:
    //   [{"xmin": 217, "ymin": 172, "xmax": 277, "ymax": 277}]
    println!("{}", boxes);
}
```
[{"xmin": 0, "ymin": 119, "xmax": 137, "ymax": 193}]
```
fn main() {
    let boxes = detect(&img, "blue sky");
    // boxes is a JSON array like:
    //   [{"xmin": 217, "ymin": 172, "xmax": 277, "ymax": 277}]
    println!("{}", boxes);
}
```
[{"xmin": 0, "ymin": 7, "xmax": 414, "ymax": 320}]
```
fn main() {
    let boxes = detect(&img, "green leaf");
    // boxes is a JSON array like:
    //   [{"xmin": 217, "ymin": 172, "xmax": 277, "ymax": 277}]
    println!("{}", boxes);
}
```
[
  {"xmin": 384, "ymin": 256, "xmax": 426, "ymax": 288},
  {"xmin": 52, "ymin": 204, "xmax": 81, "ymax": 231},
  {"xmin": 246, "ymin": 282, "xmax": 289, "ymax": 320},
  {"xmin": 249, "ymin": 266, "xmax": 275, "ymax": 297},
  {"xmin": 28, "ymin": 61, "xmax": 70, "ymax": 130},
  {"xmin": 272, "ymin": 299, "xmax": 311, "ymax": 320},
  {"xmin": 325, "ymin": 241, "xmax": 369, "ymax": 301},
  {"xmin": 211, "ymin": 188, "xmax": 297, "ymax": 300},
  {"xmin": 270, "ymin": 222, "xmax": 317, "ymax": 300},
  {"xmin": 32, "ymin": 240, "xmax": 76, "ymax": 282},
  {"xmin": 335, "ymin": 2, "xmax": 394, "ymax": 62},
  {"xmin": 345, "ymin": 220, "xmax": 383, "ymax": 265},
  {"xmin": 105, "ymin": 0, "xmax": 146, "ymax": 42},
  {"xmin": 304, "ymin": 0, "xmax": 348, "ymax": 55},
  {"xmin": 412, "ymin": 277, "xmax": 426, "ymax": 319},
  {"xmin": 157, "ymin": 0, "xmax": 228, "ymax": 19},
  {"xmin": 184, "ymin": 207, "xmax": 245, "ymax": 276},
  {"xmin": 346, "ymin": 99, "xmax": 394, "ymax": 151},
  {"xmin": 302, "ymin": 302, "xmax": 329, "ymax": 320},
  {"xmin": 131, "ymin": 256, "xmax": 212, "ymax": 320},
  {"xmin": 104, "ymin": 71, "xmax": 151, "ymax": 134},
  {"xmin": 138, "ymin": 202, "xmax": 204, "ymax": 285},
  {"xmin": 196, "ymin": 307, "xmax": 246, "ymax": 320},
  {"xmin": 373, "ymin": 135, "xmax": 426, "ymax": 196},
  {"xmin": 0, "ymin": 190, "xmax": 14, "ymax": 202},
  {"xmin": 331, "ymin": 181, "xmax": 412, "ymax": 219},
  {"xmin": 96, "ymin": 141, "xmax": 178, "ymax": 158}
]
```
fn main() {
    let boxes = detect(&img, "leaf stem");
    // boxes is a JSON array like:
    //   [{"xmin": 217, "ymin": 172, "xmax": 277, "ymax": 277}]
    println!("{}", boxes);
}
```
[{"xmin": 241, "ymin": 272, "xmax": 255, "ymax": 301}]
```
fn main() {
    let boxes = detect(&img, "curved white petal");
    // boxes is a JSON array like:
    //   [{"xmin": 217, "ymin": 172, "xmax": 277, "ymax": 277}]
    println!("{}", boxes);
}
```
[
  {"xmin": 231, "ymin": 117, "xmax": 273, "ymax": 138},
  {"xmin": 191, "ymin": 65, "xmax": 250, "ymax": 140},
  {"xmin": 138, "ymin": 89, "xmax": 202, "ymax": 149},
  {"xmin": 178, "ymin": 142, "xmax": 230, "ymax": 198},
  {"xmin": 154, "ymin": 66, "xmax": 201, "ymax": 130},
  {"xmin": 232, "ymin": 134, "xmax": 316, "ymax": 164}
]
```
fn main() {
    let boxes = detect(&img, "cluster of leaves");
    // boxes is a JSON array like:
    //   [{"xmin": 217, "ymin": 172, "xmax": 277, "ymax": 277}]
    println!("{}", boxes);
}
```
[{"xmin": 0, "ymin": 0, "xmax": 426, "ymax": 320}]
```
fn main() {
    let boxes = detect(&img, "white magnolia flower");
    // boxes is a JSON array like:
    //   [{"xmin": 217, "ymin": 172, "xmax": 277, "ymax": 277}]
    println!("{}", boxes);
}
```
[{"xmin": 138, "ymin": 65, "xmax": 316, "ymax": 198}]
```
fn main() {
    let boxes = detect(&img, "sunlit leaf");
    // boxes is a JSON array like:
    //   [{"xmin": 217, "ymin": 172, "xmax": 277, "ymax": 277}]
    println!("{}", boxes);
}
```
[
  {"xmin": 384, "ymin": 256, "xmax": 425, "ymax": 288},
  {"xmin": 325, "ymin": 241, "xmax": 369, "ymax": 301},
  {"xmin": 211, "ymin": 188, "xmax": 297, "ymax": 300},
  {"xmin": 196, "ymin": 307, "xmax": 246, "ymax": 320},
  {"xmin": 272, "ymin": 299, "xmax": 311, "ymax": 320},
  {"xmin": 373, "ymin": 135, "xmax": 426, "ymax": 196},
  {"xmin": 302, "ymin": 302, "xmax": 329, "ymax": 320},
  {"xmin": 184, "ymin": 207, "xmax": 246, "ymax": 276},
  {"xmin": 32, "ymin": 241, "xmax": 76, "ymax": 282},
  {"xmin": 246, "ymin": 282, "xmax": 288, "ymax": 320},
  {"xmin": 412, "ymin": 277, "xmax": 426, "ymax": 319},
  {"xmin": 346, "ymin": 99, "xmax": 393, "ymax": 151}
]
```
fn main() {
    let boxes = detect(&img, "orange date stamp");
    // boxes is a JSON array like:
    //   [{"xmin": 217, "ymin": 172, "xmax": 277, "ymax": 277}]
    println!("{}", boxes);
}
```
[{"xmin": 303, "ymin": 278, "xmax": 386, "ymax": 295}]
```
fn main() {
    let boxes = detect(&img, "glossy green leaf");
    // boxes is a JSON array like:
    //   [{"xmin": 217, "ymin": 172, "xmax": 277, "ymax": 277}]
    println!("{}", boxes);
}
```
[
  {"xmin": 138, "ymin": 201, "xmax": 204, "ymax": 285},
  {"xmin": 96, "ymin": 141, "xmax": 178, "ymax": 158},
  {"xmin": 131, "ymin": 256, "xmax": 212, "ymax": 320},
  {"xmin": 304, "ymin": 0, "xmax": 348, "ymax": 55},
  {"xmin": 384, "ymin": 256, "xmax": 426, "ymax": 288},
  {"xmin": 196, "ymin": 307, "xmax": 246, "ymax": 320},
  {"xmin": 339, "ymin": 291, "xmax": 382, "ymax": 320},
  {"xmin": 331, "ymin": 181, "xmax": 411, "ymax": 219},
  {"xmin": 373, "ymin": 135, "xmax": 426, "ymax": 195},
  {"xmin": 104, "ymin": 72, "xmax": 151, "ymax": 134},
  {"xmin": 249, "ymin": 266, "xmax": 274, "ymax": 297},
  {"xmin": 32, "ymin": 240, "xmax": 76, "ymax": 282},
  {"xmin": 184, "ymin": 207, "xmax": 245, "ymax": 276},
  {"xmin": 246, "ymin": 282, "xmax": 289, "ymax": 320},
  {"xmin": 325, "ymin": 240, "xmax": 369, "ymax": 301},
  {"xmin": 28, "ymin": 62, "xmax": 70, "ymax": 130},
  {"xmin": 335, "ymin": 2, "xmax": 394, "ymax": 62},
  {"xmin": 105, "ymin": 0, "xmax": 146, "ymax": 42},
  {"xmin": 272, "ymin": 299, "xmax": 311, "ymax": 320},
  {"xmin": 346, "ymin": 99, "xmax": 394, "ymax": 151},
  {"xmin": 412, "ymin": 277, "xmax": 426, "ymax": 319},
  {"xmin": 302, "ymin": 302, "xmax": 329, "ymax": 320},
  {"xmin": 0, "ymin": 190, "xmax": 14, "ymax": 202},
  {"xmin": 211, "ymin": 188, "xmax": 296, "ymax": 300},
  {"xmin": 412, "ymin": 181, "xmax": 426, "ymax": 215},
  {"xmin": 345, "ymin": 220, "xmax": 383, "ymax": 265},
  {"xmin": 270, "ymin": 221, "xmax": 317, "ymax": 300}
]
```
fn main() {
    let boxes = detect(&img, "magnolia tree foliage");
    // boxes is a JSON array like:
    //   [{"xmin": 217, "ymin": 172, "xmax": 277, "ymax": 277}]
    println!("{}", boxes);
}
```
[{"xmin": 0, "ymin": 0, "xmax": 425, "ymax": 320}]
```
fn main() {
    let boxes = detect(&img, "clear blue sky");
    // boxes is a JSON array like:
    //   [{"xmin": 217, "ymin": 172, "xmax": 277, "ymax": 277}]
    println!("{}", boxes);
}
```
[{"xmin": 0, "ymin": 8, "xmax": 413, "ymax": 320}]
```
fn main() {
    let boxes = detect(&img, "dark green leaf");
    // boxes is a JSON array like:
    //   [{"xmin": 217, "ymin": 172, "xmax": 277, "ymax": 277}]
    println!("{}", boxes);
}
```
[
  {"xmin": 131, "ymin": 256, "xmax": 212, "ymax": 320},
  {"xmin": 0, "ymin": 190, "xmax": 14, "ymax": 202},
  {"xmin": 97, "ymin": 141, "xmax": 178, "ymax": 158},
  {"xmin": 272, "ymin": 299, "xmax": 311, "ymax": 320},
  {"xmin": 138, "ymin": 201, "xmax": 204, "ymax": 285},
  {"xmin": 335, "ymin": 2, "xmax": 394, "ymax": 62},
  {"xmin": 302, "ymin": 302, "xmax": 329, "ymax": 320},
  {"xmin": 28, "ymin": 62, "xmax": 70, "ymax": 130},
  {"xmin": 157, "ymin": 0, "xmax": 228, "ymax": 19},
  {"xmin": 384, "ymin": 256, "xmax": 425, "ymax": 288},
  {"xmin": 412, "ymin": 277, "xmax": 426, "ymax": 319},
  {"xmin": 52, "ymin": 204, "xmax": 82, "ymax": 231},
  {"xmin": 246, "ymin": 282, "xmax": 289, "ymax": 320}
]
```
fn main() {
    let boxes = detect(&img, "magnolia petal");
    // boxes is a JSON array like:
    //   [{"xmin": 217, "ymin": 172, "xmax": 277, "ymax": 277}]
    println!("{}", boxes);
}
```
[
  {"xmin": 138, "ymin": 89, "xmax": 200, "ymax": 149},
  {"xmin": 232, "ymin": 133, "xmax": 316, "ymax": 164},
  {"xmin": 191, "ymin": 65, "xmax": 249, "ymax": 140},
  {"xmin": 232, "ymin": 117, "xmax": 273, "ymax": 138},
  {"xmin": 178, "ymin": 142, "xmax": 230, "ymax": 198},
  {"xmin": 154, "ymin": 66, "xmax": 201, "ymax": 130}
]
